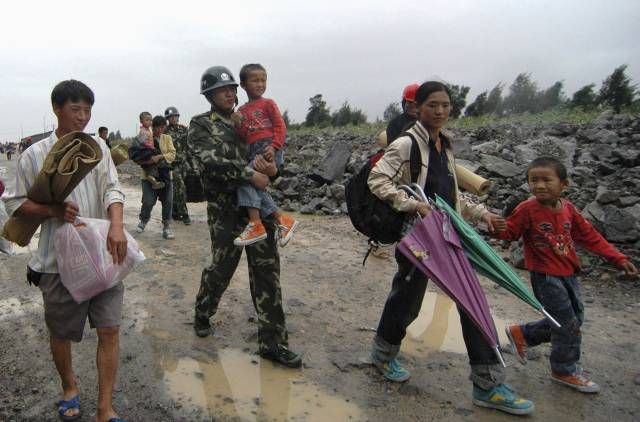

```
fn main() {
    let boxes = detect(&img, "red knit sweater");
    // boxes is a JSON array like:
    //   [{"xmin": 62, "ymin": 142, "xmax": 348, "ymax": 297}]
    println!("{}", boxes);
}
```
[
  {"xmin": 237, "ymin": 98, "xmax": 286, "ymax": 149},
  {"xmin": 495, "ymin": 197, "xmax": 627, "ymax": 276}
]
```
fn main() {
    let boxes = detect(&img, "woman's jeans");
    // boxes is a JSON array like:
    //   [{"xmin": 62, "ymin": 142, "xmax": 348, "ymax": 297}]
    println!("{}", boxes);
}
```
[
  {"xmin": 139, "ymin": 179, "xmax": 173, "ymax": 223},
  {"xmin": 237, "ymin": 139, "xmax": 283, "ymax": 218},
  {"xmin": 372, "ymin": 249, "xmax": 505, "ymax": 390},
  {"xmin": 521, "ymin": 272, "xmax": 584, "ymax": 375}
]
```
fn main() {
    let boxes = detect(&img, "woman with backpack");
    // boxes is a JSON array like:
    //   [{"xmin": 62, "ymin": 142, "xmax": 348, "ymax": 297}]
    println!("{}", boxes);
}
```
[{"xmin": 367, "ymin": 81, "xmax": 534, "ymax": 416}]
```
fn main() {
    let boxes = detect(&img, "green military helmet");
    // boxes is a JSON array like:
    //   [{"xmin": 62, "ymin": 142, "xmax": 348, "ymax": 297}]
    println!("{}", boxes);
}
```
[
  {"xmin": 164, "ymin": 106, "xmax": 180, "ymax": 118},
  {"xmin": 200, "ymin": 66, "xmax": 238, "ymax": 95}
]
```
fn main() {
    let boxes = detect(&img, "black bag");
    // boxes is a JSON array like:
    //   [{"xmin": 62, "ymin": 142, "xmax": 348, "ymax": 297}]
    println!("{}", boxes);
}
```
[
  {"xmin": 345, "ymin": 133, "xmax": 421, "ymax": 244},
  {"xmin": 185, "ymin": 168, "xmax": 205, "ymax": 203}
]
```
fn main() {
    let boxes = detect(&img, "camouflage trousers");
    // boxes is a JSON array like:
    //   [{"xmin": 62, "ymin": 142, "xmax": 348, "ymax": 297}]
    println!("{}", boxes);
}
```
[
  {"xmin": 172, "ymin": 163, "xmax": 190, "ymax": 220},
  {"xmin": 194, "ymin": 193, "xmax": 288, "ymax": 350}
]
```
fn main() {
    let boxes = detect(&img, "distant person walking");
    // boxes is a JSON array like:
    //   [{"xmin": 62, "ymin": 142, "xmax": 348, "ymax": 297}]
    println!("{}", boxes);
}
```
[
  {"xmin": 386, "ymin": 83, "xmax": 419, "ymax": 144},
  {"xmin": 133, "ymin": 115, "xmax": 176, "ymax": 239},
  {"xmin": 164, "ymin": 106, "xmax": 191, "ymax": 225},
  {"xmin": 98, "ymin": 126, "xmax": 111, "ymax": 148},
  {"xmin": 3, "ymin": 79, "xmax": 127, "ymax": 422}
]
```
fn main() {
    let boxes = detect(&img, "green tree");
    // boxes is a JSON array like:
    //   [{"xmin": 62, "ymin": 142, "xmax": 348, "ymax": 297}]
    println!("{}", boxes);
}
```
[
  {"xmin": 570, "ymin": 83, "xmax": 597, "ymax": 110},
  {"xmin": 485, "ymin": 83, "xmax": 504, "ymax": 115},
  {"xmin": 108, "ymin": 132, "xmax": 116, "ymax": 141},
  {"xmin": 598, "ymin": 64, "xmax": 636, "ymax": 113},
  {"xmin": 535, "ymin": 81, "xmax": 565, "ymax": 112},
  {"xmin": 305, "ymin": 94, "xmax": 331, "ymax": 127},
  {"xmin": 465, "ymin": 91, "xmax": 488, "ymax": 117},
  {"xmin": 115, "ymin": 130, "xmax": 122, "ymax": 140},
  {"xmin": 331, "ymin": 101, "xmax": 353, "ymax": 126},
  {"xmin": 383, "ymin": 102, "xmax": 402, "ymax": 121},
  {"xmin": 448, "ymin": 84, "xmax": 470, "ymax": 118},
  {"xmin": 503, "ymin": 73, "xmax": 538, "ymax": 114},
  {"xmin": 350, "ymin": 108, "xmax": 367, "ymax": 125}
]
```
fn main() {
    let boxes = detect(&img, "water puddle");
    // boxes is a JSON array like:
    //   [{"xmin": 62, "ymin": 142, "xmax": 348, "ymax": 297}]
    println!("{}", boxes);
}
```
[
  {"xmin": 402, "ymin": 290, "xmax": 508, "ymax": 357},
  {"xmin": 162, "ymin": 348, "xmax": 362, "ymax": 421}
]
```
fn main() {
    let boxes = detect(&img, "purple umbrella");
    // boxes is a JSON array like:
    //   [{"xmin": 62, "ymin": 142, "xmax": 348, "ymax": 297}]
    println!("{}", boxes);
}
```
[{"xmin": 398, "ymin": 209, "xmax": 505, "ymax": 366}]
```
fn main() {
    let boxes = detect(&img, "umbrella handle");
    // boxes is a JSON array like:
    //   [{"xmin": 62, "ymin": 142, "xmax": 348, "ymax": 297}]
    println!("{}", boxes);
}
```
[
  {"xmin": 541, "ymin": 308, "xmax": 562, "ymax": 328},
  {"xmin": 399, "ymin": 185, "xmax": 423, "ymax": 202},
  {"xmin": 494, "ymin": 346, "xmax": 506, "ymax": 368},
  {"xmin": 410, "ymin": 183, "xmax": 431, "ymax": 204}
]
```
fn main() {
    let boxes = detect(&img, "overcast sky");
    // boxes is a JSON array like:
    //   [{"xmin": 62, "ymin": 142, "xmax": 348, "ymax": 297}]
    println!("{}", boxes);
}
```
[{"xmin": 1, "ymin": 0, "xmax": 638, "ymax": 140}]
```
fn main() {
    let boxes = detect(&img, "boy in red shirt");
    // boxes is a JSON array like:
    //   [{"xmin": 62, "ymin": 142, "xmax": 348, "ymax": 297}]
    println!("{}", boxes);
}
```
[
  {"xmin": 233, "ymin": 63, "xmax": 298, "ymax": 247},
  {"xmin": 495, "ymin": 156, "xmax": 637, "ymax": 393}
]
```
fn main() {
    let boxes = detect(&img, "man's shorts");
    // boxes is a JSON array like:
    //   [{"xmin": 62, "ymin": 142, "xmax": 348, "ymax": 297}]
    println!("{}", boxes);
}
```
[{"xmin": 38, "ymin": 273, "xmax": 124, "ymax": 342}]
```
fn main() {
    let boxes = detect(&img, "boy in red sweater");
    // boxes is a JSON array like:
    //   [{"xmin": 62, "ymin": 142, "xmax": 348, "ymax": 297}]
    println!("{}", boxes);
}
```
[
  {"xmin": 233, "ymin": 63, "xmax": 299, "ymax": 247},
  {"xmin": 495, "ymin": 156, "xmax": 637, "ymax": 393}
]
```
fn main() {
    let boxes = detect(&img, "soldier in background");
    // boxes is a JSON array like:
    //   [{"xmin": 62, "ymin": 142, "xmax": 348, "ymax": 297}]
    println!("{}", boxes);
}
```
[
  {"xmin": 164, "ymin": 107, "xmax": 191, "ymax": 225},
  {"xmin": 188, "ymin": 65, "xmax": 302, "ymax": 368}
]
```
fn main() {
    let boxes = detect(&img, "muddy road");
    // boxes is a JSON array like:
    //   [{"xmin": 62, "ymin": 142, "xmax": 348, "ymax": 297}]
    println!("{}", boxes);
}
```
[{"xmin": 1, "ymin": 156, "xmax": 639, "ymax": 421}]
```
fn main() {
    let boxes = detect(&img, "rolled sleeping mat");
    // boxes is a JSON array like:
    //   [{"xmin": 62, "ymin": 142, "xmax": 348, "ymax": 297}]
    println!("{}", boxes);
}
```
[
  {"xmin": 376, "ymin": 130, "xmax": 387, "ymax": 149},
  {"xmin": 455, "ymin": 164, "xmax": 491, "ymax": 196}
]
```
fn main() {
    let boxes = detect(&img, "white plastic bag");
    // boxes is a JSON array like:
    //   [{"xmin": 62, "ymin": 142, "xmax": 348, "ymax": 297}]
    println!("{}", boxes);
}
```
[{"xmin": 54, "ymin": 217, "xmax": 145, "ymax": 303}]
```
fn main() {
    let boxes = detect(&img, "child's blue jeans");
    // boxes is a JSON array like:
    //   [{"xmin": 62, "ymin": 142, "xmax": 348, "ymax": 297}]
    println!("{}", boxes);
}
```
[
  {"xmin": 237, "ymin": 138, "xmax": 284, "ymax": 218},
  {"xmin": 521, "ymin": 272, "xmax": 584, "ymax": 375}
]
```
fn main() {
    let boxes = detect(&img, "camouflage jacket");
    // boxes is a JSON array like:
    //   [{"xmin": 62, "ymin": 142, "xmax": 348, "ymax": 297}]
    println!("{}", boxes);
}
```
[
  {"xmin": 165, "ymin": 123, "xmax": 188, "ymax": 165},
  {"xmin": 187, "ymin": 108, "xmax": 254, "ymax": 197}
]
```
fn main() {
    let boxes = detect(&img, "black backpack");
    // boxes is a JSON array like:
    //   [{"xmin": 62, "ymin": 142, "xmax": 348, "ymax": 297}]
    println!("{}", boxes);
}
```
[{"xmin": 345, "ymin": 133, "xmax": 422, "ymax": 245}]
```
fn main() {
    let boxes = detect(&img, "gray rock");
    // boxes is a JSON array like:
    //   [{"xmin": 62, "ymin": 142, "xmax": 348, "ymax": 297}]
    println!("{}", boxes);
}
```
[
  {"xmin": 329, "ymin": 184, "xmax": 346, "ymax": 201},
  {"xmin": 619, "ymin": 196, "xmax": 640, "ymax": 207},
  {"xmin": 603, "ymin": 206, "xmax": 639, "ymax": 242},
  {"xmin": 480, "ymin": 154, "xmax": 520, "ymax": 178},
  {"xmin": 472, "ymin": 141, "xmax": 500, "ymax": 155},
  {"xmin": 595, "ymin": 186, "xmax": 619, "ymax": 204}
]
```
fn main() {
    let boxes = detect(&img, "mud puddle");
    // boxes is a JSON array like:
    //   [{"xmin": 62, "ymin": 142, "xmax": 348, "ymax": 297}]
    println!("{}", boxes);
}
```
[
  {"xmin": 402, "ymin": 290, "xmax": 509, "ymax": 357},
  {"xmin": 162, "ymin": 348, "xmax": 362, "ymax": 421}
]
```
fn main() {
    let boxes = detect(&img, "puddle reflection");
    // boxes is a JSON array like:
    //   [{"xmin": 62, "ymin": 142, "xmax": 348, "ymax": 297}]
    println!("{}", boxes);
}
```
[
  {"xmin": 403, "ymin": 290, "xmax": 507, "ymax": 356},
  {"xmin": 162, "ymin": 348, "xmax": 362, "ymax": 421}
]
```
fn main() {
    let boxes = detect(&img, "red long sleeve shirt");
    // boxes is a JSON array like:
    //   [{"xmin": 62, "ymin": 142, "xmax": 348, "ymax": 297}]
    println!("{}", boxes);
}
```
[
  {"xmin": 495, "ymin": 197, "xmax": 628, "ymax": 276},
  {"xmin": 237, "ymin": 98, "xmax": 286, "ymax": 149}
]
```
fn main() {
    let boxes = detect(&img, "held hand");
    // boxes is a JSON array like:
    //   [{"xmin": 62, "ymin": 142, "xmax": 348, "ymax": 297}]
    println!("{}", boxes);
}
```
[
  {"xmin": 416, "ymin": 203, "xmax": 432, "ymax": 217},
  {"xmin": 51, "ymin": 201, "xmax": 79, "ymax": 223},
  {"xmin": 152, "ymin": 154, "xmax": 165, "ymax": 164},
  {"xmin": 106, "ymin": 222, "xmax": 127, "ymax": 265},
  {"xmin": 230, "ymin": 112, "xmax": 244, "ymax": 127},
  {"xmin": 250, "ymin": 171, "xmax": 270, "ymax": 190},
  {"xmin": 483, "ymin": 212, "xmax": 506, "ymax": 233},
  {"xmin": 263, "ymin": 145, "xmax": 275, "ymax": 162},
  {"xmin": 253, "ymin": 155, "xmax": 278, "ymax": 177},
  {"xmin": 620, "ymin": 260, "xmax": 638, "ymax": 277}
]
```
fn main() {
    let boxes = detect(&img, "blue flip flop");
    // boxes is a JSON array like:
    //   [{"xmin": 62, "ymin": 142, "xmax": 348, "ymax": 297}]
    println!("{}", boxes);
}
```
[
  {"xmin": 57, "ymin": 395, "xmax": 81, "ymax": 421},
  {"xmin": 108, "ymin": 418, "xmax": 126, "ymax": 422}
]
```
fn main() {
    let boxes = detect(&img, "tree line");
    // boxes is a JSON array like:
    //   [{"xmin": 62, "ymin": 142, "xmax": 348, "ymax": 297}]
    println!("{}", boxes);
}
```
[{"xmin": 295, "ymin": 64, "xmax": 637, "ymax": 127}]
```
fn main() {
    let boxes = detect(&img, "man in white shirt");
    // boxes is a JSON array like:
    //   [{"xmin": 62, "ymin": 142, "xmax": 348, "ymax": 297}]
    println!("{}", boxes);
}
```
[{"xmin": 3, "ymin": 80, "xmax": 127, "ymax": 422}]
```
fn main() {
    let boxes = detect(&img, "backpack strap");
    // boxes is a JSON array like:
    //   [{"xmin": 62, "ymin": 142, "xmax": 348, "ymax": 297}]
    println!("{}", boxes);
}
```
[{"xmin": 400, "ymin": 131, "xmax": 422, "ymax": 184}]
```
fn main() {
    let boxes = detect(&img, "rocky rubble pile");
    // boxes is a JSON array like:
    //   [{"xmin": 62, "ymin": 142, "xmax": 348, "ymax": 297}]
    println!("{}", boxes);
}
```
[{"xmin": 277, "ymin": 111, "xmax": 640, "ymax": 261}]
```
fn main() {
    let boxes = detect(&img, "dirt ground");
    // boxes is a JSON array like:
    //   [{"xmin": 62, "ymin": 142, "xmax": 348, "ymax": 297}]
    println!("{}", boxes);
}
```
[{"xmin": 1, "ymin": 155, "xmax": 639, "ymax": 422}]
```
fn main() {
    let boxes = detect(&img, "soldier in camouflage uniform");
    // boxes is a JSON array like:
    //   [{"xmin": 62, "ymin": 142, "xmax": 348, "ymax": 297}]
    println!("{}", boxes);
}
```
[
  {"xmin": 189, "ymin": 65, "xmax": 302, "ymax": 368},
  {"xmin": 165, "ymin": 106, "xmax": 191, "ymax": 225}
]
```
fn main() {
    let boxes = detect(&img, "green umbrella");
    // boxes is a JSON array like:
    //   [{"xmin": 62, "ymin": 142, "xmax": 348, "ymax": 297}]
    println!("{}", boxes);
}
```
[{"xmin": 434, "ymin": 194, "xmax": 561, "ymax": 328}]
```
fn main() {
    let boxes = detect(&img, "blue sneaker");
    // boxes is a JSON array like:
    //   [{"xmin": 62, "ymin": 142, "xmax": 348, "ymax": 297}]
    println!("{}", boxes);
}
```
[
  {"xmin": 472, "ymin": 384, "xmax": 534, "ymax": 415},
  {"xmin": 373, "ymin": 357, "xmax": 411, "ymax": 382}
]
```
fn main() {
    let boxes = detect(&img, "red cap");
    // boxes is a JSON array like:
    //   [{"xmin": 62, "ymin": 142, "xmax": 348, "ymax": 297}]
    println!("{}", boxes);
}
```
[{"xmin": 402, "ymin": 83, "xmax": 420, "ymax": 102}]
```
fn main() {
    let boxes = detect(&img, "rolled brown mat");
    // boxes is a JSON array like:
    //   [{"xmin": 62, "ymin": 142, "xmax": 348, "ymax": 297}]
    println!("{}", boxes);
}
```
[
  {"xmin": 2, "ymin": 131, "xmax": 102, "ymax": 246},
  {"xmin": 455, "ymin": 164, "xmax": 491, "ymax": 196}
]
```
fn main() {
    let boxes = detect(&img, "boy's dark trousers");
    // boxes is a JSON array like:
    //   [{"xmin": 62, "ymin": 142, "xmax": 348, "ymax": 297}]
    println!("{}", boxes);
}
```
[
  {"xmin": 372, "ymin": 249, "xmax": 505, "ymax": 390},
  {"xmin": 521, "ymin": 272, "xmax": 584, "ymax": 375}
]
